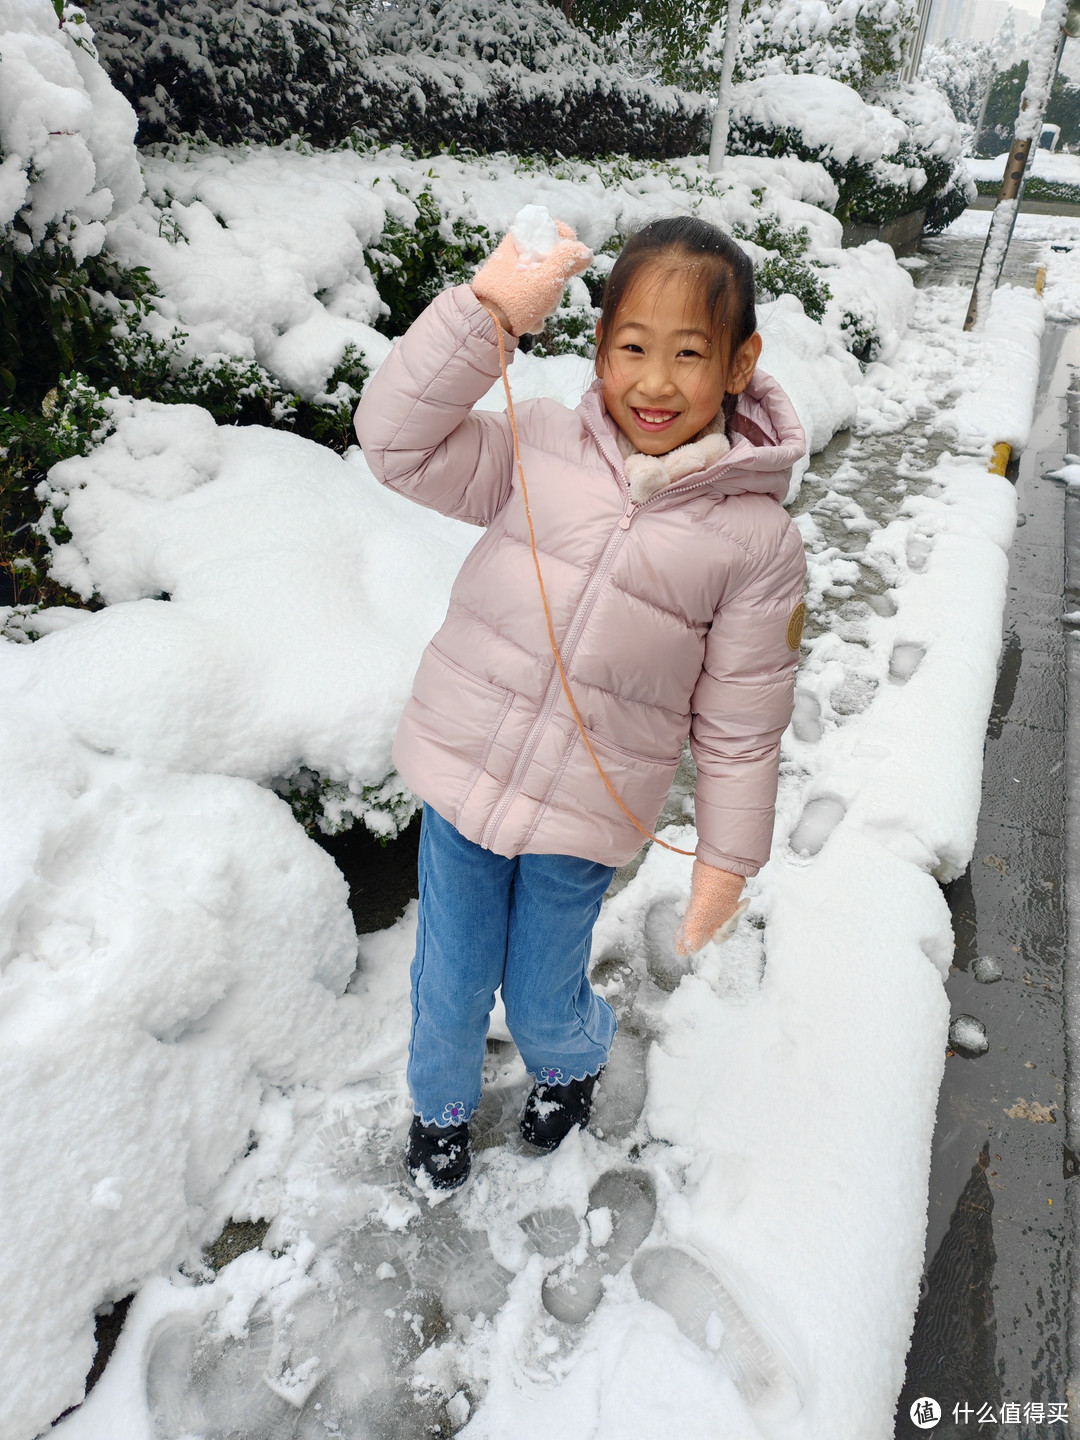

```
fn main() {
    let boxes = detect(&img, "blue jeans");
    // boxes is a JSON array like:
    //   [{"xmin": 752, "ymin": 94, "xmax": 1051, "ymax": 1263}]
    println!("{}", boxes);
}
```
[{"xmin": 408, "ymin": 804, "xmax": 617, "ymax": 1127}]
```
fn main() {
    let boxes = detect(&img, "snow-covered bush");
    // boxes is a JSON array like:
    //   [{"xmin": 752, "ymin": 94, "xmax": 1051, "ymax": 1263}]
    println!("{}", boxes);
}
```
[
  {"xmin": 86, "ymin": 0, "xmax": 712, "ymax": 158},
  {"xmin": 87, "ymin": 0, "xmax": 368, "ymax": 147},
  {"xmin": 353, "ymin": 0, "xmax": 712, "ymax": 159},
  {"xmin": 729, "ymin": 74, "xmax": 973, "ymax": 233},
  {"xmin": 0, "ymin": 0, "xmax": 141, "ymax": 398},
  {"xmin": 920, "ymin": 37, "xmax": 995, "ymax": 135},
  {"xmin": 736, "ymin": 0, "xmax": 917, "ymax": 94},
  {"xmin": 0, "ymin": 0, "xmax": 144, "ymax": 602}
]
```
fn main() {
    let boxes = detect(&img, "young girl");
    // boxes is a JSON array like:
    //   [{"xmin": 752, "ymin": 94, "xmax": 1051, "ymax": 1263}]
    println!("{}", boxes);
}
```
[{"xmin": 354, "ymin": 215, "xmax": 807, "ymax": 1191}]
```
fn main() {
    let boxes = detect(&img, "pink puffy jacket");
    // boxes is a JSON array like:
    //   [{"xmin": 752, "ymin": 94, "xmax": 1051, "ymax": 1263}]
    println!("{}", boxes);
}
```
[{"xmin": 355, "ymin": 285, "xmax": 807, "ymax": 874}]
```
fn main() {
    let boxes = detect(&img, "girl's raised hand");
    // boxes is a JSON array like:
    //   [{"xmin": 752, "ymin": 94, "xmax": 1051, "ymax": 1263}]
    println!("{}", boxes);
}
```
[
  {"xmin": 472, "ymin": 217, "xmax": 592, "ymax": 338},
  {"xmin": 675, "ymin": 861, "xmax": 747, "ymax": 956}
]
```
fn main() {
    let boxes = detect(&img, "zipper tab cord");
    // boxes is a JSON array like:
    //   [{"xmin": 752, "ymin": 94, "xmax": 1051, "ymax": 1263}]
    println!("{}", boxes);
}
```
[{"xmin": 493, "ymin": 316, "xmax": 695, "ymax": 859}]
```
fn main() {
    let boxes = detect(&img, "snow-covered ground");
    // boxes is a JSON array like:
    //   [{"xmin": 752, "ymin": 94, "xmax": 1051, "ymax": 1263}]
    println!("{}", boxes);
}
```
[
  {"xmin": 948, "ymin": 203, "xmax": 1080, "ymax": 323},
  {"xmin": 967, "ymin": 147, "xmax": 1080, "ymax": 191}
]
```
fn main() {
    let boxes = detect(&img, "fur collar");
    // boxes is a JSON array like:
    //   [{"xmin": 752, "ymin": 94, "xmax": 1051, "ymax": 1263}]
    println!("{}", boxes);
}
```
[{"xmin": 616, "ymin": 414, "xmax": 730, "ymax": 505}]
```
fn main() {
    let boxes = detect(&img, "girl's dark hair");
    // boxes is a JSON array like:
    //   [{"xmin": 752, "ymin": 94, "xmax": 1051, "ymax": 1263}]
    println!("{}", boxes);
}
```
[{"xmin": 598, "ymin": 216, "xmax": 756, "ymax": 366}]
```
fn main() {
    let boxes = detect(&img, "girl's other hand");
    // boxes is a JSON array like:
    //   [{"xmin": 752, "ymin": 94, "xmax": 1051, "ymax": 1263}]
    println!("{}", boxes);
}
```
[
  {"xmin": 472, "ymin": 220, "xmax": 593, "ymax": 337},
  {"xmin": 675, "ymin": 861, "xmax": 746, "ymax": 955}
]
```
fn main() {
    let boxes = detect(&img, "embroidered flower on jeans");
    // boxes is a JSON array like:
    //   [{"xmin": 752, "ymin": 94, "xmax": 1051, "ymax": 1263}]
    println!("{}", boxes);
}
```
[
  {"xmin": 441, "ymin": 1100, "xmax": 467, "ymax": 1125},
  {"xmin": 538, "ymin": 1066, "xmax": 564, "ymax": 1086}
]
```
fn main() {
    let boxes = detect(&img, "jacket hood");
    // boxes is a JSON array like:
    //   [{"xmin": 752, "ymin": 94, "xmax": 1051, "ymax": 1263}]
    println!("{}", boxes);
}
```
[{"xmin": 578, "ymin": 367, "xmax": 807, "ymax": 505}]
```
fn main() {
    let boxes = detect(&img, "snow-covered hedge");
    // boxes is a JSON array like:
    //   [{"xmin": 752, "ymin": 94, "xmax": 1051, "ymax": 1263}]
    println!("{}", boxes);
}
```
[
  {"xmin": 88, "ymin": 0, "xmax": 713, "ymax": 159},
  {"xmin": 737, "ymin": 0, "xmax": 917, "ymax": 92},
  {"xmin": 87, "ymin": 0, "xmax": 368, "ymax": 149},
  {"xmin": 729, "ymin": 73, "xmax": 974, "ymax": 233}
]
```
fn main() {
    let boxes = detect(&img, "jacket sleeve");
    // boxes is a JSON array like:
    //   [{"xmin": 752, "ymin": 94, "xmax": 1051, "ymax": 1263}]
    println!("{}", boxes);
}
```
[
  {"xmin": 689, "ymin": 517, "xmax": 807, "ymax": 876},
  {"xmin": 353, "ymin": 284, "xmax": 517, "ymax": 526}
]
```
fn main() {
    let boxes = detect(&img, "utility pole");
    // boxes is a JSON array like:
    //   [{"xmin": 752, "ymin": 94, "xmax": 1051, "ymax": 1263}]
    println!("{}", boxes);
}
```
[
  {"xmin": 708, "ymin": 0, "xmax": 745, "ymax": 172},
  {"xmin": 964, "ymin": 0, "xmax": 1080, "ymax": 331},
  {"xmin": 900, "ymin": 0, "xmax": 935, "ymax": 84}
]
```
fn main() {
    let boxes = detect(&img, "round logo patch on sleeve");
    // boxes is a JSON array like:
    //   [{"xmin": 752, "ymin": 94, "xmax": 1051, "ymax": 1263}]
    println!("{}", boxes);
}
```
[{"xmin": 786, "ymin": 602, "xmax": 806, "ymax": 651}]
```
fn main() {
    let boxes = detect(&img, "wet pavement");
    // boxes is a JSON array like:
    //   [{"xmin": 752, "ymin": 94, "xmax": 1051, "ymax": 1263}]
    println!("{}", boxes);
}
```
[{"xmin": 894, "ymin": 318, "xmax": 1076, "ymax": 1433}]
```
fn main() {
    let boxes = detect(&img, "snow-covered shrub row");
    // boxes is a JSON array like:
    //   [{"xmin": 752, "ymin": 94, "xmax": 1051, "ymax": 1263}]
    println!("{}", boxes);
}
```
[
  {"xmin": 354, "ymin": 0, "xmax": 710, "ymax": 160},
  {"xmin": 87, "ymin": 0, "xmax": 368, "ymax": 150},
  {"xmin": 735, "ymin": 0, "xmax": 917, "ymax": 94},
  {"xmin": 88, "ymin": 0, "xmax": 712, "ymax": 160},
  {"xmin": 729, "ymin": 74, "xmax": 975, "ymax": 234}
]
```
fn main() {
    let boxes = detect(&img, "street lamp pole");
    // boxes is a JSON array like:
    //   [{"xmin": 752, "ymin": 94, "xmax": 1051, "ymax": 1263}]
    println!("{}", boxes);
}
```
[
  {"xmin": 708, "ymin": 0, "xmax": 745, "ymax": 172},
  {"xmin": 900, "ymin": 0, "xmax": 935, "ymax": 84}
]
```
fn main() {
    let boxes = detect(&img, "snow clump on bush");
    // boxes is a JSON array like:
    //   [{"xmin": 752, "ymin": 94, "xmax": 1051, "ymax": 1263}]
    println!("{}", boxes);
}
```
[{"xmin": 0, "ymin": 0, "xmax": 141, "ymax": 259}]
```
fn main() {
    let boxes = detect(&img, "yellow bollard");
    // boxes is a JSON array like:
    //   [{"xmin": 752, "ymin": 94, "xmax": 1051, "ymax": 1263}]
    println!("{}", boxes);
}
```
[
  {"xmin": 989, "ymin": 442, "xmax": 1012, "ymax": 476},
  {"xmin": 1036, "ymin": 265, "xmax": 1047, "ymax": 295}
]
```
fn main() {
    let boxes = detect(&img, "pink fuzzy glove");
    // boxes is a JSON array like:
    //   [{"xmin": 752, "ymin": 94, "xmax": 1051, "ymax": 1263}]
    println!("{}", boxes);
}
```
[
  {"xmin": 471, "ymin": 220, "xmax": 593, "ymax": 336},
  {"xmin": 675, "ymin": 861, "xmax": 748, "ymax": 956}
]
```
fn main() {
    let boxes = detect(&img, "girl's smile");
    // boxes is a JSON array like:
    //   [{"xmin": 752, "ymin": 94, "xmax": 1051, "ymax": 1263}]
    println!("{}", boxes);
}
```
[{"xmin": 595, "ymin": 265, "xmax": 761, "ymax": 456}]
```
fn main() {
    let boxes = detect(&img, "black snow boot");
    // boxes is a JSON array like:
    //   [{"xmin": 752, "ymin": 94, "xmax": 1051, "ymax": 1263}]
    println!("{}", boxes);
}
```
[
  {"xmin": 520, "ymin": 1068, "xmax": 604, "ymax": 1153},
  {"xmin": 406, "ymin": 1115, "xmax": 471, "ymax": 1191}
]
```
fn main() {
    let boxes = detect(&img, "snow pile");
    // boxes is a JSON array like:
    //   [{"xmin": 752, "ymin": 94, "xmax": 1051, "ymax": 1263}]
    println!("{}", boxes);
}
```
[
  {"xmin": 31, "ymin": 399, "xmax": 480, "ymax": 818},
  {"xmin": 0, "ymin": 696, "xmax": 367, "ymax": 1439},
  {"xmin": 947, "ymin": 286, "xmax": 1044, "ymax": 450},
  {"xmin": 0, "ymin": 0, "xmax": 141, "ymax": 257},
  {"xmin": 732, "ymin": 74, "xmax": 910, "ymax": 171}
]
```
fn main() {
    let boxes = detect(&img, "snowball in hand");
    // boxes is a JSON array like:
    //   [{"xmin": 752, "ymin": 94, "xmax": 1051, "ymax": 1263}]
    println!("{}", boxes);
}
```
[{"xmin": 510, "ymin": 205, "xmax": 562, "ymax": 266}]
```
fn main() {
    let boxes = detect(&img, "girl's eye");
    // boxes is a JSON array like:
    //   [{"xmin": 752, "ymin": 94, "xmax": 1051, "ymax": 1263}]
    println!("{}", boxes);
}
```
[
  {"xmin": 621, "ymin": 343, "xmax": 644, "ymax": 354},
  {"xmin": 678, "ymin": 348, "xmax": 705, "ymax": 359}
]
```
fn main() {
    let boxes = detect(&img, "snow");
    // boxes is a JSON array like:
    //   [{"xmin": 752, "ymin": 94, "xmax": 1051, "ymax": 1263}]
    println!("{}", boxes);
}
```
[
  {"xmin": 510, "ymin": 203, "xmax": 561, "ymax": 263},
  {"xmin": 100, "ymin": 141, "xmax": 865, "ymax": 402},
  {"xmin": 30, "ymin": 398, "xmax": 480, "ymax": 818},
  {"xmin": 1016, "ymin": 1, "xmax": 1069, "ymax": 144},
  {"xmin": 948, "ymin": 286, "xmax": 1044, "ymax": 449},
  {"xmin": 731, "ymin": 74, "xmax": 909, "ymax": 170},
  {"xmin": 946, "ymin": 205, "xmax": 1080, "ymax": 325},
  {"xmin": 0, "ymin": 0, "xmax": 141, "ymax": 252}
]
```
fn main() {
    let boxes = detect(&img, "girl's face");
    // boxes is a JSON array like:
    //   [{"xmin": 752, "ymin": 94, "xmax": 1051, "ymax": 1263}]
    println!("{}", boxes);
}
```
[{"xmin": 595, "ymin": 264, "xmax": 761, "ymax": 456}]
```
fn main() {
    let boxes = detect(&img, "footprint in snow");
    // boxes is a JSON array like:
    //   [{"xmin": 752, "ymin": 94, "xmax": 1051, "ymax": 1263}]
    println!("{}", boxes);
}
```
[
  {"xmin": 631, "ymin": 1247, "xmax": 802, "ymax": 1420},
  {"xmin": 541, "ymin": 1168, "xmax": 657, "ymax": 1325}
]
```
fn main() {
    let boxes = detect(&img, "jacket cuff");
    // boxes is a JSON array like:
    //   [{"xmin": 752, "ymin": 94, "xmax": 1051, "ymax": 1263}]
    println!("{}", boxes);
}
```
[
  {"xmin": 451, "ymin": 284, "xmax": 521, "ymax": 353},
  {"xmin": 694, "ymin": 840, "xmax": 759, "ymax": 878}
]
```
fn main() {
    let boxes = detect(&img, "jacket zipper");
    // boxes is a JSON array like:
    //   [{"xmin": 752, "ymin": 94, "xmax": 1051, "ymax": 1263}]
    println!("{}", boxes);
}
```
[
  {"xmin": 479, "ymin": 493, "xmax": 637, "ymax": 850},
  {"xmin": 478, "ymin": 416, "xmax": 724, "ymax": 851}
]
